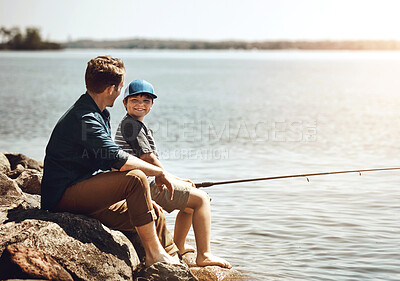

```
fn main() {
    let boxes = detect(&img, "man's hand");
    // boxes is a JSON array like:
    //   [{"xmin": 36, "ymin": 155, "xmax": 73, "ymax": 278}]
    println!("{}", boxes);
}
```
[
  {"xmin": 155, "ymin": 171, "xmax": 174, "ymax": 200},
  {"xmin": 173, "ymin": 176, "xmax": 196, "ymax": 188},
  {"xmin": 152, "ymin": 201, "xmax": 164, "ymax": 215}
]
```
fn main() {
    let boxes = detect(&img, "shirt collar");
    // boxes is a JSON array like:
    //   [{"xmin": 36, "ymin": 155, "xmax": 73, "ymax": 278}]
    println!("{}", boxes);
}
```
[{"xmin": 82, "ymin": 92, "xmax": 110, "ymax": 119}]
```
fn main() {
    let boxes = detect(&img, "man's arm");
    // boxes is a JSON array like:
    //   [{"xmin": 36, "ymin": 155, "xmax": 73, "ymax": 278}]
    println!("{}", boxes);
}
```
[
  {"xmin": 120, "ymin": 154, "xmax": 174, "ymax": 199},
  {"xmin": 140, "ymin": 152, "xmax": 165, "ymax": 169},
  {"xmin": 121, "ymin": 154, "xmax": 163, "ymax": 175},
  {"xmin": 140, "ymin": 153, "xmax": 195, "ymax": 188}
]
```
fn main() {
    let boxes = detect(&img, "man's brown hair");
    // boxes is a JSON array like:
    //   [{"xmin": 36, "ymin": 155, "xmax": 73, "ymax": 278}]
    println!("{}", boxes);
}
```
[{"xmin": 85, "ymin": 56, "xmax": 125, "ymax": 93}]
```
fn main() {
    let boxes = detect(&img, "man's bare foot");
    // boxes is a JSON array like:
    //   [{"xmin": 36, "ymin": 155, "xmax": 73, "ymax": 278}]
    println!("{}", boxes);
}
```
[
  {"xmin": 196, "ymin": 252, "xmax": 232, "ymax": 269},
  {"xmin": 145, "ymin": 252, "xmax": 181, "ymax": 267},
  {"xmin": 178, "ymin": 244, "xmax": 196, "ymax": 255}
]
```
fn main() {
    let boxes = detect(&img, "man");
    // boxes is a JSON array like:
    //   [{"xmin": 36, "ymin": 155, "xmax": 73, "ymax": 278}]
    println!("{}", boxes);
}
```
[{"xmin": 41, "ymin": 55, "xmax": 178, "ymax": 266}]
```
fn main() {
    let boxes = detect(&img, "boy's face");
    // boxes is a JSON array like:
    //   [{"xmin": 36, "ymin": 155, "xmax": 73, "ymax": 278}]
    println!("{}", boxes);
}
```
[{"xmin": 124, "ymin": 93, "xmax": 153, "ymax": 121}]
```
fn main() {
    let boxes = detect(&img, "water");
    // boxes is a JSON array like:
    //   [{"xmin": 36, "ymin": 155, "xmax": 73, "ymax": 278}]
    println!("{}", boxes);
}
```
[{"xmin": 1, "ymin": 49, "xmax": 400, "ymax": 280}]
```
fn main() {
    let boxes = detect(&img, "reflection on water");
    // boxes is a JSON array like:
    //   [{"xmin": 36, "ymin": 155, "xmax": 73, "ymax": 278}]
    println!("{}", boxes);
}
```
[{"xmin": 1, "ymin": 50, "xmax": 400, "ymax": 280}]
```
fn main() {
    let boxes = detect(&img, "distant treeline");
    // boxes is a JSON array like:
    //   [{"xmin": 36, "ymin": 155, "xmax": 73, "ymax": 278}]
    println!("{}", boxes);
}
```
[
  {"xmin": 63, "ymin": 38, "xmax": 400, "ymax": 50},
  {"xmin": 2, "ymin": 26, "xmax": 400, "ymax": 51},
  {"xmin": 0, "ymin": 26, "xmax": 61, "ymax": 50}
]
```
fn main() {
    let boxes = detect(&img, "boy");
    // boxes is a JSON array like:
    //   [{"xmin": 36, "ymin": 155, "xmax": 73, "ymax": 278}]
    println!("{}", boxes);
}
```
[{"xmin": 115, "ymin": 79, "xmax": 231, "ymax": 268}]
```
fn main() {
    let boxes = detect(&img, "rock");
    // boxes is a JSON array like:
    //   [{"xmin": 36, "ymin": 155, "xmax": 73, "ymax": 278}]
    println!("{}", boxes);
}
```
[
  {"xmin": 0, "ymin": 243, "xmax": 73, "ymax": 280},
  {"xmin": 0, "ymin": 173, "xmax": 23, "ymax": 197},
  {"xmin": 22, "ymin": 193, "xmax": 41, "ymax": 209},
  {"xmin": 4, "ymin": 153, "xmax": 42, "ymax": 172},
  {"xmin": 7, "ymin": 164, "xmax": 26, "ymax": 179},
  {"xmin": 0, "ymin": 173, "xmax": 39, "ymax": 224},
  {"xmin": 182, "ymin": 252, "xmax": 244, "ymax": 281},
  {"xmin": 0, "ymin": 173, "xmax": 23, "ymax": 224},
  {"xmin": 134, "ymin": 262, "xmax": 198, "ymax": 281},
  {"xmin": 15, "ymin": 169, "xmax": 42, "ymax": 195},
  {"xmin": 189, "ymin": 267, "xmax": 244, "ymax": 281},
  {"xmin": 0, "ymin": 153, "xmax": 11, "ymax": 173},
  {"xmin": 0, "ymin": 209, "xmax": 140, "ymax": 281}
]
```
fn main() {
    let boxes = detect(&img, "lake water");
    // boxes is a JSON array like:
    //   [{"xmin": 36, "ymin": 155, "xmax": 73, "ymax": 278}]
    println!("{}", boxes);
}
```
[{"xmin": 1, "ymin": 49, "xmax": 400, "ymax": 280}]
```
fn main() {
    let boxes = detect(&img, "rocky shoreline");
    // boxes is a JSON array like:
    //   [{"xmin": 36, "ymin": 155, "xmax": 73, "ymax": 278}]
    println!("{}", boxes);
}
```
[{"xmin": 0, "ymin": 152, "xmax": 243, "ymax": 281}]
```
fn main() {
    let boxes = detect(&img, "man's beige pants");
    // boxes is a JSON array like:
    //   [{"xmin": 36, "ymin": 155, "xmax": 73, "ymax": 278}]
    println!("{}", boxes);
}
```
[{"xmin": 55, "ymin": 169, "xmax": 178, "ymax": 255}]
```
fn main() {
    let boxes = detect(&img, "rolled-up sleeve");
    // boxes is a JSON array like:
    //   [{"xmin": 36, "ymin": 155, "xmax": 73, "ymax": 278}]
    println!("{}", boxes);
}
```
[
  {"xmin": 114, "ymin": 150, "xmax": 130, "ymax": 169},
  {"xmin": 80, "ymin": 114, "xmax": 129, "ymax": 169}
]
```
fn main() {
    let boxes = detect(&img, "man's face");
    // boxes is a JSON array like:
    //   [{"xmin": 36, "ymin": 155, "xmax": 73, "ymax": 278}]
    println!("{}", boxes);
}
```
[{"xmin": 124, "ymin": 94, "xmax": 153, "ymax": 121}]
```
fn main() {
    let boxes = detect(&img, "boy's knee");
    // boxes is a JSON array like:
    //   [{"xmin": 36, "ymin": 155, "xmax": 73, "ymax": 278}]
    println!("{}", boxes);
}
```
[
  {"xmin": 197, "ymin": 189, "xmax": 210, "ymax": 203},
  {"xmin": 188, "ymin": 188, "xmax": 210, "ymax": 209}
]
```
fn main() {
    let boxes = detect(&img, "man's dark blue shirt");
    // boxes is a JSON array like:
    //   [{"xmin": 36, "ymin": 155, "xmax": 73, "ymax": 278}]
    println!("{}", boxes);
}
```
[{"xmin": 41, "ymin": 93, "xmax": 129, "ymax": 210}]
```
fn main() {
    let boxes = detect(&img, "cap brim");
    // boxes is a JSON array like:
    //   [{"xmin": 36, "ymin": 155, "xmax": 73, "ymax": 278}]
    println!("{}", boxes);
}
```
[{"xmin": 124, "ymin": 91, "xmax": 157, "ymax": 99}]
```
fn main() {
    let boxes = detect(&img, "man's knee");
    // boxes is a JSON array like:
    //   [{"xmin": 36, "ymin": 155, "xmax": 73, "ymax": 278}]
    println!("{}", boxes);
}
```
[{"xmin": 125, "ymin": 170, "xmax": 149, "ymax": 190}]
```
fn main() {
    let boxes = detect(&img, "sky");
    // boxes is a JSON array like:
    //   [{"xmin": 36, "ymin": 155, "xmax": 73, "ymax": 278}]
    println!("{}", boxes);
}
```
[{"xmin": 1, "ymin": 0, "xmax": 400, "ymax": 42}]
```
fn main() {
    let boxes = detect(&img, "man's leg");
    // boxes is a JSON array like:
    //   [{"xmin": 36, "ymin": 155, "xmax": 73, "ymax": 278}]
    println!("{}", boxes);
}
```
[
  {"xmin": 136, "ymin": 221, "xmax": 177, "ymax": 266},
  {"xmin": 55, "ymin": 170, "xmax": 178, "ymax": 265}
]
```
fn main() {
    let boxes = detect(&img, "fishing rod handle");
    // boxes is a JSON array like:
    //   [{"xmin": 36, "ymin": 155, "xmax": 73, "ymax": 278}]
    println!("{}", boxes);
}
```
[{"xmin": 195, "ymin": 182, "xmax": 214, "ymax": 188}]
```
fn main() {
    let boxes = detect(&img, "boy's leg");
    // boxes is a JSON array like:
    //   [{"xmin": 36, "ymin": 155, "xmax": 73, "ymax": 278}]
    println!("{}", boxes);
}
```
[
  {"xmin": 149, "ymin": 179, "xmax": 194, "ymax": 254},
  {"xmin": 186, "ymin": 188, "xmax": 231, "ymax": 269},
  {"xmin": 151, "ymin": 178, "xmax": 231, "ymax": 268},
  {"xmin": 174, "ymin": 210, "xmax": 195, "ymax": 254},
  {"xmin": 55, "ymin": 170, "xmax": 178, "ymax": 264}
]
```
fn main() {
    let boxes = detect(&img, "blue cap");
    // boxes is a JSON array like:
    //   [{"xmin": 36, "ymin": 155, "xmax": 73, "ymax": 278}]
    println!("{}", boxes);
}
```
[{"xmin": 124, "ymin": 79, "xmax": 157, "ymax": 99}]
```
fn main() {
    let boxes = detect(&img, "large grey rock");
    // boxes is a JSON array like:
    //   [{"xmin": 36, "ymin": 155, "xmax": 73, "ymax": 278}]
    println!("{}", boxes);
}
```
[
  {"xmin": 0, "ymin": 243, "xmax": 73, "ymax": 280},
  {"xmin": 1, "ymin": 163, "xmax": 140, "ymax": 280},
  {"xmin": 0, "ymin": 153, "xmax": 10, "ymax": 174},
  {"xmin": 0, "ymin": 209, "xmax": 140, "ymax": 281}
]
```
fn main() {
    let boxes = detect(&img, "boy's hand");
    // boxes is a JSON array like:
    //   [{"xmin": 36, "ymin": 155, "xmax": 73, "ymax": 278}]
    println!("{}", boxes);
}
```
[{"xmin": 155, "ymin": 172, "xmax": 174, "ymax": 200}]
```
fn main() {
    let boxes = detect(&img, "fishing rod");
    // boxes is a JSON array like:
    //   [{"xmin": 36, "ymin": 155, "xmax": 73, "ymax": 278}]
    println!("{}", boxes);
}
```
[{"xmin": 195, "ymin": 167, "xmax": 400, "ymax": 188}]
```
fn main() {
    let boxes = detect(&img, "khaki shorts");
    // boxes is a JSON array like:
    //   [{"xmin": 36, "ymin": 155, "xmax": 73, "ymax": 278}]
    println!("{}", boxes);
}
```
[{"xmin": 149, "ymin": 178, "xmax": 192, "ymax": 213}]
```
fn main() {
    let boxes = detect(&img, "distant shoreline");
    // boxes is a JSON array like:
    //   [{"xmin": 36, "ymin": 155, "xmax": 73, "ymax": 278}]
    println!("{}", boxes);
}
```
[
  {"xmin": 62, "ymin": 39, "xmax": 400, "ymax": 51},
  {"xmin": 3, "ymin": 26, "xmax": 400, "ymax": 51},
  {"xmin": 3, "ymin": 39, "xmax": 400, "ymax": 51}
]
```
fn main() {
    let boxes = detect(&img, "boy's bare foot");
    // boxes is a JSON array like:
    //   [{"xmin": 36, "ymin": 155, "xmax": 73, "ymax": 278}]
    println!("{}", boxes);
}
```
[
  {"xmin": 145, "ymin": 252, "xmax": 181, "ymax": 267},
  {"xmin": 196, "ymin": 252, "xmax": 232, "ymax": 269},
  {"xmin": 179, "ymin": 244, "xmax": 196, "ymax": 255}
]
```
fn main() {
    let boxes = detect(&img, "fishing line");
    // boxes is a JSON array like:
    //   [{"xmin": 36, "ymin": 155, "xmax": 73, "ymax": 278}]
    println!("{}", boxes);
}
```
[{"xmin": 195, "ymin": 167, "xmax": 400, "ymax": 188}]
